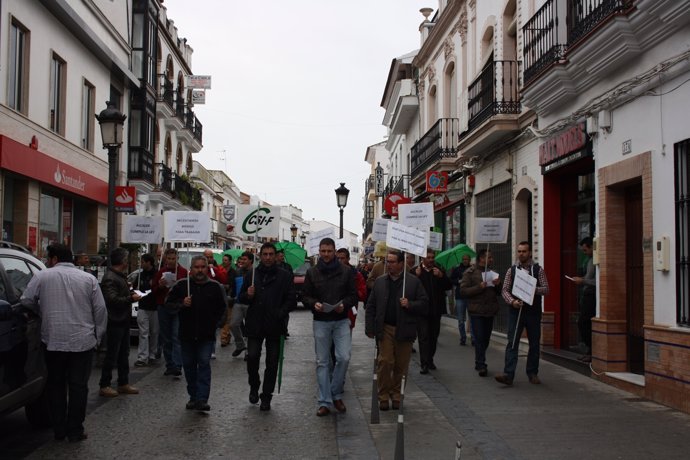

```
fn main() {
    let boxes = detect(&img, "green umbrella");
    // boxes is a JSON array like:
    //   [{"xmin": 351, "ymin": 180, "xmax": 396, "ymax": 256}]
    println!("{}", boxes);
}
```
[
  {"xmin": 223, "ymin": 249, "xmax": 244, "ymax": 268},
  {"xmin": 435, "ymin": 243, "xmax": 477, "ymax": 271},
  {"xmin": 273, "ymin": 241, "xmax": 307, "ymax": 270}
]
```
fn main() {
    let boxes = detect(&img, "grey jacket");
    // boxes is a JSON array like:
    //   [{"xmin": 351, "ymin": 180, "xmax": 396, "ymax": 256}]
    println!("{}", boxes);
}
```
[
  {"xmin": 365, "ymin": 273, "xmax": 428, "ymax": 342},
  {"xmin": 459, "ymin": 264, "xmax": 500, "ymax": 317}
]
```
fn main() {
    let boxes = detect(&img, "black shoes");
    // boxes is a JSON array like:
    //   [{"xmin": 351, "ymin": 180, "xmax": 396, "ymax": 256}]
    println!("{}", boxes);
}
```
[
  {"xmin": 420, "ymin": 365, "xmax": 429, "ymax": 374},
  {"xmin": 196, "ymin": 400, "xmax": 211, "ymax": 411},
  {"xmin": 68, "ymin": 433, "xmax": 88, "ymax": 443},
  {"xmin": 495, "ymin": 374, "xmax": 513, "ymax": 386},
  {"xmin": 260, "ymin": 394, "xmax": 272, "ymax": 411},
  {"xmin": 232, "ymin": 346, "xmax": 246, "ymax": 357},
  {"xmin": 186, "ymin": 400, "xmax": 196, "ymax": 410},
  {"xmin": 164, "ymin": 368, "xmax": 182, "ymax": 377},
  {"xmin": 478, "ymin": 368, "xmax": 488, "ymax": 377},
  {"xmin": 249, "ymin": 387, "xmax": 259, "ymax": 404},
  {"xmin": 428, "ymin": 362, "xmax": 437, "ymax": 370}
]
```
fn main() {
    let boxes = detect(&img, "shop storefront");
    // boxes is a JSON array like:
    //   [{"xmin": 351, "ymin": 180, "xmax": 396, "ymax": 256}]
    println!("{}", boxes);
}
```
[
  {"xmin": 540, "ymin": 123, "xmax": 595, "ymax": 351},
  {"xmin": 0, "ymin": 136, "xmax": 108, "ymax": 257}
]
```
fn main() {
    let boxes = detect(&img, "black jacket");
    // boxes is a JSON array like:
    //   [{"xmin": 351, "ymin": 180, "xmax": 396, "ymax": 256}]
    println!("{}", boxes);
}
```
[
  {"xmin": 415, "ymin": 264, "xmax": 452, "ymax": 317},
  {"xmin": 239, "ymin": 264, "xmax": 296, "ymax": 338},
  {"xmin": 365, "ymin": 273, "xmax": 428, "ymax": 342},
  {"xmin": 100, "ymin": 268, "xmax": 132, "ymax": 325},
  {"xmin": 166, "ymin": 278, "xmax": 226, "ymax": 342},
  {"xmin": 302, "ymin": 259, "xmax": 357, "ymax": 322},
  {"xmin": 133, "ymin": 268, "xmax": 157, "ymax": 310}
]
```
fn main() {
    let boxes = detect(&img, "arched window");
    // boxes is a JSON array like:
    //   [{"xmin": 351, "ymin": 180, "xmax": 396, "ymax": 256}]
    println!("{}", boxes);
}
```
[
  {"xmin": 444, "ymin": 62, "xmax": 457, "ymax": 118},
  {"xmin": 176, "ymin": 146, "xmax": 183, "ymax": 175},
  {"xmin": 428, "ymin": 85, "xmax": 437, "ymax": 129}
]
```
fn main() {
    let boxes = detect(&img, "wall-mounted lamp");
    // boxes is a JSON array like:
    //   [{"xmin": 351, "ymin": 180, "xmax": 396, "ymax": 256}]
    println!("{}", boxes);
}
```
[{"xmin": 464, "ymin": 174, "xmax": 475, "ymax": 205}]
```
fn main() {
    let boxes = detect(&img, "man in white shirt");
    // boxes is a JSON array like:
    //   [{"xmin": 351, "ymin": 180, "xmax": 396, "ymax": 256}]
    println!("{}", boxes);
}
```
[{"xmin": 22, "ymin": 244, "xmax": 107, "ymax": 442}]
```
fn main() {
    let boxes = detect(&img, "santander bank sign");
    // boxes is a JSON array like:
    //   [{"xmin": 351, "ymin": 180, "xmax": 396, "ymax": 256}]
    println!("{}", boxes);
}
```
[{"xmin": 54, "ymin": 164, "xmax": 86, "ymax": 192}]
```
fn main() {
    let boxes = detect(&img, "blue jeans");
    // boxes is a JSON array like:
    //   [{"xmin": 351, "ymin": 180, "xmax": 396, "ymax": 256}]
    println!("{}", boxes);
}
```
[
  {"xmin": 181, "ymin": 340, "xmax": 214, "ymax": 401},
  {"xmin": 503, "ymin": 307, "xmax": 542, "ymax": 379},
  {"xmin": 313, "ymin": 319, "xmax": 351, "ymax": 407},
  {"xmin": 158, "ymin": 305, "xmax": 181, "ymax": 371},
  {"xmin": 470, "ymin": 315, "xmax": 494, "ymax": 370},
  {"xmin": 455, "ymin": 298, "xmax": 475, "ymax": 342}
]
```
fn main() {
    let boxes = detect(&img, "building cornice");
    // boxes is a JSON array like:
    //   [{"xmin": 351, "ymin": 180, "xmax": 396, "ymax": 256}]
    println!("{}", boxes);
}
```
[{"xmin": 412, "ymin": 0, "xmax": 464, "ymax": 68}]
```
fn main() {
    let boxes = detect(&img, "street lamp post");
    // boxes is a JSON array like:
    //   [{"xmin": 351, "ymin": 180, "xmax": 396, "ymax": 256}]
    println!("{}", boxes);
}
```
[
  {"xmin": 96, "ymin": 101, "xmax": 126, "ymax": 263},
  {"xmin": 299, "ymin": 233, "xmax": 307, "ymax": 248},
  {"xmin": 335, "ymin": 182, "xmax": 350, "ymax": 239},
  {"xmin": 290, "ymin": 223, "xmax": 298, "ymax": 243}
]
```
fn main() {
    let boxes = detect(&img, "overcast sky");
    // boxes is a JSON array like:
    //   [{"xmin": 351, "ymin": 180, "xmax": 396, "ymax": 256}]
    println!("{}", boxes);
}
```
[{"xmin": 162, "ymin": 0, "xmax": 428, "ymax": 236}]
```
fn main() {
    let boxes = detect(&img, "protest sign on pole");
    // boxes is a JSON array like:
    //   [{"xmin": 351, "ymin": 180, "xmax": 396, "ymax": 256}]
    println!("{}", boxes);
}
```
[
  {"xmin": 428, "ymin": 231, "xmax": 443, "ymax": 251},
  {"xmin": 123, "ymin": 215, "xmax": 163, "ymax": 244},
  {"xmin": 335, "ymin": 238, "xmax": 348, "ymax": 251},
  {"xmin": 307, "ymin": 228, "xmax": 337, "ymax": 256},
  {"xmin": 474, "ymin": 218, "xmax": 510, "ymax": 244},
  {"xmin": 512, "ymin": 267, "xmax": 537, "ymax": 305},
  {"xmin": 398, "ymin": 202, "xmax": 434, "ymax": 229},
  {"xmin": 385, "ymin": 221, "xmax": 427, "ymax": 257},
  {"xmin": 372, "ymin": 219, "xmax": 389, "ymax": 242},
  {"xmin": 235, "ymin": 205, "xmax": 280, "ymax": 238},
  {"xmin": 163, "ymin": 211, "xmax": 211, "ymax": 242}
]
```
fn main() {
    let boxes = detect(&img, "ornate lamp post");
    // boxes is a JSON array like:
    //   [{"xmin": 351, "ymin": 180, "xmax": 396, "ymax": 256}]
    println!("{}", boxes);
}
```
[
  {"xmin": 95, "ymin": 101, "xmax": 126, "ymax": 262},
  {"xmin": 299, "ymin": 233, "xmax": 307, "ymax": 248},
  {"xmin": 335, "ymin": 182, "xmax": 350, "ymax": 239},
  {"xmin": 290, "ymin": 223, "xmax": 298, "ymax": 242}
]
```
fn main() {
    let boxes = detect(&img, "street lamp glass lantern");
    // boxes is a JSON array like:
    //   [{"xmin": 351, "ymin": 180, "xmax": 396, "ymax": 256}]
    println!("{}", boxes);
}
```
[
  {"xmin": 95, "ymin": 101, "xmax": 127, "ymax": 148},
  {"xmin": 335, "ymin": 182, "xmax": 350, "ymax": 209},
  {"xmin": 299, "ymin": 233, "xmax": 307, "ymax": 246},
  {"xmin": 290, "ymin": 223, "xmax": 298, "ymax": 239}
]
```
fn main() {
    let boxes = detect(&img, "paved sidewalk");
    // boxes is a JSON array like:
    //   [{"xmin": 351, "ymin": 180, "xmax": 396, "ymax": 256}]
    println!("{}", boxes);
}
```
[{"xmin": 348, "ymin": 315, "xmax": 690, "ymax": 459}]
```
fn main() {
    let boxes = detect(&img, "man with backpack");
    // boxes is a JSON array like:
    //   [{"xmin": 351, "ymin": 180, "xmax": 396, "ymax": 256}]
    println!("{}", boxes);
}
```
[{"xmin": 495, "ymin": 241, "xmax": 550, "ymax": 386}]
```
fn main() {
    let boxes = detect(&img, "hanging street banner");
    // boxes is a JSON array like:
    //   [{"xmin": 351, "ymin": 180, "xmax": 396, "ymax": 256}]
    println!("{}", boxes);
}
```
[
  {"xmin": 398, "ymin": 202, "xmax": 434, "ymax": 229},
  {"xmin": 372, "ymin": 219, "xmax": 389, "ymax": 241},
  {"xmin": 474, "ymin": 218, "xmax": 510, "ymax": 244},
  {"xmin": 123, "ymin": 216, "xmax": 163, "ymax": 244},
  {"xmin": 235, "ymin": 205, "xmax": 280, "ymax": 238},
  {"xmin": 164, "ymin": 211, "xmax": 211, "ymax": 242},
  {"xmin": 425, "ymin": 171, "xmax": 449, "ymax": 193},
  {"xmin": 429, "ymin": 231, "xmax": 443, "ymax": 251},
  {"xmin": 386, "ymin": 221, "xmax": 428, "ymax": 257},
  {"xmin": 187, "ymin": 75, "xmax": 212, "ymax": 89},
  {"xmin": 307, "ymin": 227, "xmax": 337, "ymax": 257}
]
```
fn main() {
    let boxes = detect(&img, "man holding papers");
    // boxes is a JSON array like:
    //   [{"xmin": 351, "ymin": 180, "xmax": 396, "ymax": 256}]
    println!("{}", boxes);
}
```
[
  {"xmin": 460, "ymin": 249, "xmax": 501, "ymax": 377},
  {"xmin": 302, "ymin": 238, "xmax": 357, "ymax": 417},
  {"xmin": 496, "ymin": 241, "xmax": 550, "ymax": 386}
]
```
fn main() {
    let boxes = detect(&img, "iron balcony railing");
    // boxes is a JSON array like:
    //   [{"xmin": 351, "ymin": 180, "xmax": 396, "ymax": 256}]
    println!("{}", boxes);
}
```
[
  {"xmin": 128, "ymin": 148, "xmax": 154, "ymax": 183},
  {"xmin": 383, "ymin": 175, "xmax": 411, "ymax": 198},
  {"xmin": 175, "ymin": 93, "xmax": 185, "ymax": 123},
  {"xmin": 185, "ymin": 108, "xmax": 203, "ymax": 144},
  {"xmin": 156, "ymin": 162, "xmax": 174, "ymax": 194},
  {"xmin": 173, "ymin": 174, "xmax": 202, "ymax": 210},
  {"xmin": 158, "ymin": 74, "xmax": 174, "ymax": 110},
  {"xmin": 365, "ymin": 175, "xmax": 374, "ymax": 196},
  {"xmin": 568, "ymin": 0, "xmax": 634, "ymax": 45},
  {"xmin": 411, "ymin": 118, "xmax": 459, "ymax": 179},
  {"xmin": 464, "ymin": 60, "xmax": 521, "ymax": 134},
  {"xmin": 523, "ymin": 0, "xmax": 634, "ymax": 86}
]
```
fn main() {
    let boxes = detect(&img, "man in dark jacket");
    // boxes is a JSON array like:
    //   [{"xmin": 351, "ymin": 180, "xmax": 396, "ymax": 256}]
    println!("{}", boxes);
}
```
[
  {"xmin": 239, "ymin": 243, "xmax": 295, "ymax": 411},
  {"xmin": 99, "ymin": 247, "xmax": 141, "ymax": 398},
  {"xmin": 365, "ymin": 250, "xmax": 428, "ymax": 410},
  {"xmin": 302, "ymin": 237, "xmax": 357, "ymax": 417},
  {"xmin": 133, "ymin": 253, "xmax": 157, "ymax": 367},
  {"xmin": 460, "ymin": 249, "xmax": 501, "ymax": 377},
  {"xmin": 450, "ymin": 254, "xmax": 474, "ymax": 346},
  {"xmin": 166, "ymin": 255, "xmax": 226, "ymax": 411},
  {"xmin": 219, "ymin": 253, "xmax": 237, "ymax": 347},
  {"xmin": 414, "ymin": 248, "xmax": 452, "ymax": 374}
]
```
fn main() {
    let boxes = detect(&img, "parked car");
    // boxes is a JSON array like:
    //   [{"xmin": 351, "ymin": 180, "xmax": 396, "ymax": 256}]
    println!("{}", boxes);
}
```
[
  {"xmin": 0, "ymin": 242, "xmax": 49, "ymax": 428},
  {"xmin": 293, "ymin": 261, "xmax": 312, "ymax": 306}
]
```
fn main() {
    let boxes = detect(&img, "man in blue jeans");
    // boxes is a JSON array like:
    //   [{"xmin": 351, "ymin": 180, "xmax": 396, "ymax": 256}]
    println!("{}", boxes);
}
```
[
  {"xmin": 302, "ymin": 238, "xmax": 357, "ymax": 417},
  {"xmin": 166, "ymin": 255, "xmax": 226, "ymax": 411},
  {"xmin": 152, "ymin": 248, "xmax": 187, "ymax": 378},
  {"xmin": 496, "ymin": 241, "xmax": 550, "ymax": 386}
]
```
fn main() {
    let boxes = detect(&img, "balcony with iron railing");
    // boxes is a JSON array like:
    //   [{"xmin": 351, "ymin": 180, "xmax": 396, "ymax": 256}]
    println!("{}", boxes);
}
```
[
  {"xmin": 365, "ymin": 175, "xmax": 375, "ymax": 200},
  {"xmin": 156, "ymin": 162, "xmax": 174, "ymax": 195},
  {"xmin": 173, "ymin": 174, "xmax": 202, "ymax": 210},
  {"xmin": 410, "ymin": 118, "xmax": 459, "ymax": 180},
  {"xmin": 157, "ymin": 74, "xmax": 175, "ymax": 116},
  {"xmin": 383, "ymin": 174, "xmax": 411, "ymax": 198},
  {"xmin": 128, "ymin": 148, "xmax": 154, "ymax": 184},
  {"xmin": 522, "ymin": 0, "xmax": 635, "ymax": 87},
  {"xmin": 462, "ymin": 60, "xmax": 521, "ymax": 135},
  {"xmin": 185, "ymin": 108, "xmax": 203, "ymax": 145}
]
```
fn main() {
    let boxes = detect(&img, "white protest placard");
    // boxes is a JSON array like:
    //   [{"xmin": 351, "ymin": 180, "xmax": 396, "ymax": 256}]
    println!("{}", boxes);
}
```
[
  {"xmin": 307, "ymin": 228, "xmax": 337, "ymax": 256},
  {"xmin": 372, "ymin": 219, "xmax": 389, "ymax": 242},
  {"xmin": 474, "ymin": 218, "xmax": 510, "ymax": 244},
  {"xmin": 398, "ymin": 202, "xmax": 434, "ymax": 229},
  {"xmin": 335, "ymin": 238, "xmax": 348, "ymax": 251},
  {"xmin": 123, "ymin": 216, "xmax": 163, "ymax": 244},
  {"xmin": 386, "ymin": 221, "xmax": 427, "ymax": 257},
  {"xmin": 164, "ymin": 211, "xmax": 211, "ymax": 242},
  {"xmin": 512, "ymin": 267, "xmax": 537, "ymax": 305},
  {"xmin": 235, "ymin": 205, "xmax": 281, "ymax": 238},
  {"xmin": 429, "ymin": 231, "xmax": 443, "ymax": 251}
]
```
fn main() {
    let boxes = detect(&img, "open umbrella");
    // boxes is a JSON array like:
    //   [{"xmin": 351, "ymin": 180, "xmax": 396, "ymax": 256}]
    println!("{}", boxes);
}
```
[
  {"xmin": 223, "ymin": 248, "xmax": 244, "ymax": 268},
  {"xmin": 273, "ymin": 241, "xmax": 307, "ymax": 270},
  {"xmin": 435, "ymin": 243, "xmax": 477, "ymax": 271}
]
